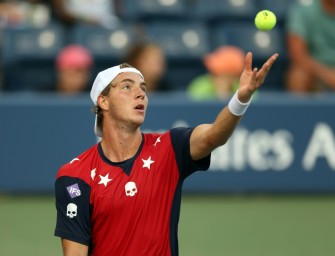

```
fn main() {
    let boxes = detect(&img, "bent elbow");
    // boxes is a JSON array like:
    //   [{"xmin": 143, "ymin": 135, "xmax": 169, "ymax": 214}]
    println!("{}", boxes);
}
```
[{"xmin": 206, "ymin": 134, "xmax": 228, "ymax": 151}]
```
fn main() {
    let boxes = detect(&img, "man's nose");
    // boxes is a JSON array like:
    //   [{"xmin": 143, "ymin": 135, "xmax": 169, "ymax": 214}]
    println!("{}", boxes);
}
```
[{"xmin": 135, "ymin": 86, "xmax": 145, "ymax": 99}]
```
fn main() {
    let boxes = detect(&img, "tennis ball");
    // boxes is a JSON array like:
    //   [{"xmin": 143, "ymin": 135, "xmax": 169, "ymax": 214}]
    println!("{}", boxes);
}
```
[{"xmin": 255, "ymin": 10, "xmax": 276, "ymax": 31}]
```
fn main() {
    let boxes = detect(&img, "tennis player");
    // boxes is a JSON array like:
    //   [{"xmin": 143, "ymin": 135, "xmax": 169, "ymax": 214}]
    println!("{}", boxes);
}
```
[{"xmin": 54, "ymin": 52, "xmax": 278, "ymax": 255}]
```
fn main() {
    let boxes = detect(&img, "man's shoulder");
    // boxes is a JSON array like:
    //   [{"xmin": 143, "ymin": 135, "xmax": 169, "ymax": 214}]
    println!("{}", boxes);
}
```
[
  {"xmin": 56, "ymin": 144, "xmax": 99, "ymax": 181},
  {"xmin": 144, "ymin": 131, "xmax": 169, "ymax": 137},
  {"xmin": 286, "ymin": 2, "xmax": 316, "ymax": 36},
  {"xmin": 145, "ymin": 128, "xmax": 193, "ymax": 144},
  {"xmin": 291, "ymin": 1, "xmax": 320, "ymax": 17},
  {"xmin": 143, "ymin": 131, "xmax": 170, "ymax": 146},
  {"xmin": 143, "ymin": 128, "xmax": 191, "ymax": 140}
]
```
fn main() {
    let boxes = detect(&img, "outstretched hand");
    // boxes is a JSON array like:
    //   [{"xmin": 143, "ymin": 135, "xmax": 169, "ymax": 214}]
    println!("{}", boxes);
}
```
[{"xmin": 238, "ymin": 52, "xmax": 279, "ymax": 102}]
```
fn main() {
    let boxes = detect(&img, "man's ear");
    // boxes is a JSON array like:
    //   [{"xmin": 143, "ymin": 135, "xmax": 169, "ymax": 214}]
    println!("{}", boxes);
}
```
[{"xmin": 97, "ymin": 95, "xmax": 109, "ymax": 111}]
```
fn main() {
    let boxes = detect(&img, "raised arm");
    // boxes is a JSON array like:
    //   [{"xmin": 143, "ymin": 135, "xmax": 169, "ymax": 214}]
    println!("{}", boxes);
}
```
[{"xmin": 190, "ymin": 52, "xmax": 279, "ymax": 160}]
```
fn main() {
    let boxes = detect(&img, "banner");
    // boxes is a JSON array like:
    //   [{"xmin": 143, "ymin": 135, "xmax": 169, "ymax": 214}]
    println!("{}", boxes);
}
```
[{"xmin": 1, "ymin": 93, "xmax": 334, "ymax": 193}]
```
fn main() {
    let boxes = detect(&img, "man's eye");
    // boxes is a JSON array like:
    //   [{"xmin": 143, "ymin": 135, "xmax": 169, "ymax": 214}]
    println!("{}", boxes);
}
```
[{"xmin": 122, "ymin": 85, "xmax": 130, "ymax": 90}]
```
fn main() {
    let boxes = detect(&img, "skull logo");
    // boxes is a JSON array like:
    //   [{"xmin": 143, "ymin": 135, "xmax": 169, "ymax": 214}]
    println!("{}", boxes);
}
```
[
  {"xmin": 66, "ymin": 203, "xmax": 77, "ymax": 218},
  {"xmin": 125, "ymin": 181, "xmax": 138, "ymax": 196}
]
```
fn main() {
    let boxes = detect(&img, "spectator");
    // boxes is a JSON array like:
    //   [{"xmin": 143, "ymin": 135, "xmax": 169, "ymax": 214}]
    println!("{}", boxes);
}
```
[
  {"xmin": 285, "ymin": 0, "xmax": 335, "ymax": 93},
  {"xmin": 0, "ymin": 0, "xmax": 50, "ymax": 28},
  {"xmin": 0, "ymin": 2, "xmax": 24, "ymax": 27},
  {"xmin": 0, "ymin": 0, "xmax": 51, "ymax": 91},
  {"xmin": 54, "ymin": 44, "xmax": 93, "ymax": 94},
  {"xmin": 187, "ymin": 46, "xmax": 245, "ymax": 100},
  {"xmin": 124, "ymin": 40, "xmax": 170, "ymax": 93},
  {"xmin": 51, "ymin": 0, "xmax": 120, "ymax": 28}
]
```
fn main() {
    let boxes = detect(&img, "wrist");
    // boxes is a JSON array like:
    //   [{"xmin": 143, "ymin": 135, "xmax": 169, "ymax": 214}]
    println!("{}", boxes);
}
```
[
  {"xmin": 228, "ymin": 90, "xmax": 252, "ymax": 116},
  {"xmin": 237, "ymin": 89, "xmax": 253, "ymax": 103}
]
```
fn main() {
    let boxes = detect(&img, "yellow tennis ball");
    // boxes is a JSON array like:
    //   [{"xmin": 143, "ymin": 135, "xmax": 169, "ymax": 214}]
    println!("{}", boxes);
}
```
[{"xmin": 255, "ymin": 10, "xmax": 276, "ymax": 31}]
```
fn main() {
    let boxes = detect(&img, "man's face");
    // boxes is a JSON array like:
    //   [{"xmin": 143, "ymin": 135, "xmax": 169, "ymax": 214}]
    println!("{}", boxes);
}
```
[{"xmin": 103, "ymin": 72, "xmax": 148, "ymax": 129}]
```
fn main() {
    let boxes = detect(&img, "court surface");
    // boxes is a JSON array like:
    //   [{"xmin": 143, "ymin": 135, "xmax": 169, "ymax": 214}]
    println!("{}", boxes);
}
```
[{"xmin": 1, "ymin": 194, "xmax": 334, "ymax": 256}]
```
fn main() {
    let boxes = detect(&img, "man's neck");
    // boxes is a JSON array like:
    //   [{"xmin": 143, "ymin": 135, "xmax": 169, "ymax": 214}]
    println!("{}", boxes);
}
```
[{"xmin": 100, "ymin": 129, "xmax": 142, "ymax": 163}]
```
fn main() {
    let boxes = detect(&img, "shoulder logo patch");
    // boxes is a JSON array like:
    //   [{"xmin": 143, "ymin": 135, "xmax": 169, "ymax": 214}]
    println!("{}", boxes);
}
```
[{"xmin": 66, "ymin": 183, "xmax": 81, "ymax": 198}]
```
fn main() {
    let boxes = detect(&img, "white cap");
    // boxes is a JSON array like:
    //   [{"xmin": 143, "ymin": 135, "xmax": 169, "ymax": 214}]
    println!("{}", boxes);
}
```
[{"xmin": 90, "ymin": 64, "xmax": 143, "ymax": 137}]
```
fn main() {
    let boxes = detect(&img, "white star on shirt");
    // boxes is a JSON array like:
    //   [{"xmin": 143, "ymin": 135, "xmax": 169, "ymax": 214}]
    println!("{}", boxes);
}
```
[
  {"xmin": 154, "ymin": 137, "xmax": 161, "ymax": 147},
  {"xmin": 98, "ymin": 173, "xmax": 112, "ymax": 187},
  {"xmin": 91, "ymin": 168, "xmax": 96, "ymax": 180},
  {"xmin": 142, "ymin": 156, "xmax": 155, "ymax": 170},
  {"xmin": 70, "ymin": 158, "xmax": 79, "ymax": 164}
]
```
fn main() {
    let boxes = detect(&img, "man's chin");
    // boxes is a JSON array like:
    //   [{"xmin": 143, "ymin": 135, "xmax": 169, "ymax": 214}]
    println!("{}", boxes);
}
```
[{"xmin": 132, "ymin": 118, "xmax": 145, "ymax": 128}]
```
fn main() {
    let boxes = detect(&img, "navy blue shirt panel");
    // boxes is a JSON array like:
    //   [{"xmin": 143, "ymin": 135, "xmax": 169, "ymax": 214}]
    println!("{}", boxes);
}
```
[
  {"xmin": 169, "ymin": 127, "xmax": 211, "ymax": 256},
  {"xmin": 170, "ymin": 127, "xmax": 211, "ymax": 179},
  {"xmin": 54, "ymin": 176, "xmax": 91, "ymax": 246}
]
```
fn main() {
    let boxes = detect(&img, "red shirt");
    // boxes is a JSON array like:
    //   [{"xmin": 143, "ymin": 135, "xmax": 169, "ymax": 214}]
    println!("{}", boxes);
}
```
[{"xmin": 54, "ymin": 128, "xmax": 210, "ymax": 256}]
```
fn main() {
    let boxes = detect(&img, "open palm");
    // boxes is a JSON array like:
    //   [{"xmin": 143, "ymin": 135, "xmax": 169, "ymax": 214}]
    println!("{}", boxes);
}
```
[{"xmin": 238, "ymin": 52, "xmax": 279, "ymax": 102}]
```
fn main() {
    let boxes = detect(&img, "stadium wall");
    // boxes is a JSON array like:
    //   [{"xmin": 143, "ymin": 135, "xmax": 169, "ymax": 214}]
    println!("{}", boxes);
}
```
[{"xmin": 1, "ymin": 92, "xmax": 334, "ymax": 194}]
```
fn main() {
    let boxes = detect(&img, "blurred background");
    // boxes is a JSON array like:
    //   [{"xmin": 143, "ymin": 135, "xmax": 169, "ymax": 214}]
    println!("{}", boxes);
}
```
[{"xmin": 1, "ymin": 0, "xmax": 335, "ymax": 255}]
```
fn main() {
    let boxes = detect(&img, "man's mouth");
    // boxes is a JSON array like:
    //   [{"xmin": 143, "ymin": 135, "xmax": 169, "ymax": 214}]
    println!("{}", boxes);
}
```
[{"xmin": 135, "ymin": 104, "xmax": 145, "ymax": 110}]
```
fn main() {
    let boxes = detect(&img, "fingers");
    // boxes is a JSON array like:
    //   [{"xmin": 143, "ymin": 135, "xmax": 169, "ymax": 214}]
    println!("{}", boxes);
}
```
[
  {"xmin": 263, "ymin": 53, "xmax": 279, "ymax": 71},
  {"xmin": 240, "ymin": 52, "xmax": 278, "ymax": 90},
  {"xmin": 261, "ymin": 53, "xmax": 278, "ymax": 71},
  {"xmin": 250, "ymin": 67, "xmax": 258, "ymax": 89},
  {"xmin": 256, "ymin": 53, "xmax": 279, "ymax": 81},
  {"xmin": 244, "ymin": 52, "xmax": 253, "ymax": 71}
]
